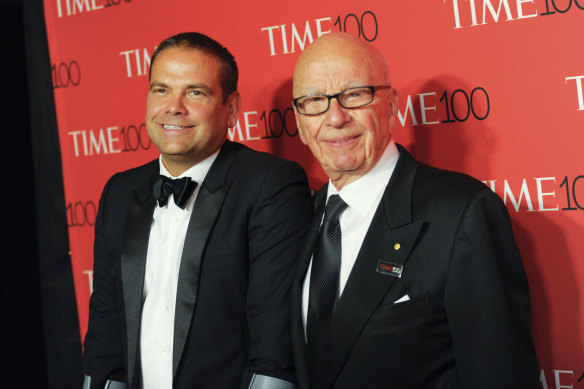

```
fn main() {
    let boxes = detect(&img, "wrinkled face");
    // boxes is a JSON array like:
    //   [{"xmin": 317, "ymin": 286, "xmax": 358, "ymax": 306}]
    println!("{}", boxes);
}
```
[
  {"xmin": 293, "ymin": 36, "xmax": 395, "ymax": 188},
  {"xmin": 146, "ymin": 47, "xmax": 240, "ymax": 175}
]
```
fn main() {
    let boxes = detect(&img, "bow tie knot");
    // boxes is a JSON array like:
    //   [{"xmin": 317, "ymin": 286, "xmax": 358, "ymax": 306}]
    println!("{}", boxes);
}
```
[{"xmin": 152, "ymin": 175, "xmax": 198, "ymax": 209}]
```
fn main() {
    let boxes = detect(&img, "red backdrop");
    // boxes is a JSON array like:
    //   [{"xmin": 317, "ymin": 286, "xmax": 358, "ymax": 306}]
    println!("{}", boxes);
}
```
[{"xmin": 43, "ymin": 0, "xmax": 584, "ymax": 387}]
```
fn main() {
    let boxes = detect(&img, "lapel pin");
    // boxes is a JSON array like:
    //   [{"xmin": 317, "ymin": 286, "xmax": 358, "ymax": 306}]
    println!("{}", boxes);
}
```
[
  {"xmin": 376, "ymin": 260, "xmax": 403, "ymax": 278},
  {"xmin": 394, "ymin": 243, "xmax": 401, "ymax": 251}
]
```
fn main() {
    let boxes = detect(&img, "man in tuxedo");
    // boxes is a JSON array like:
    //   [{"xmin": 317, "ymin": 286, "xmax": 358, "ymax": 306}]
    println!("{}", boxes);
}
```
[
  {"xmin": 82, "ymin": 32, "xmax": 312, "ymax": 389},
  {"xmin": 290, "ymin": 32, "xmax": 539, "ymax": 388}
]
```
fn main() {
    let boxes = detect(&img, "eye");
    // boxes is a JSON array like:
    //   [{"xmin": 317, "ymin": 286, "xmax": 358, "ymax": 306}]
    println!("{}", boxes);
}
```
[
  {"xmin": 310, "ymin": 96, "xmax": 327, "ymax": 102},
  {"xmin": 344, "ymin": 88, "xmax": 367, "ymax": 98},
  {"xmin": 188, "ymin": 89, "xmax": 207, "ymax": 98},
  {"xmin": 151, "ymin": 87, "xmax": 167, "ymax": 94},
  {"xmin": 341, "ymin": 88, "xmax": 373, "ymax": 106},
  {"xmin": 302, "ymin": 96, "xmax": 327, "ymax": 106}
]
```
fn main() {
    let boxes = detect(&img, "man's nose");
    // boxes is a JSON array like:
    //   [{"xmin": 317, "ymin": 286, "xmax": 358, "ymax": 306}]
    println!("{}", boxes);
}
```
[
  {"xmin": 324, "ymin": 98, "xmax": 351, "ymax": 128},
  {"xmin": 165, "ymin": 95, "xmax": 186, "ymax": 115}
]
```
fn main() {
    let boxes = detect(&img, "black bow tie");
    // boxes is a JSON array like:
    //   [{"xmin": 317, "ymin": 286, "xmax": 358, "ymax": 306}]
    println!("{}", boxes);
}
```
[{"xmin": 152, "ymin": 175, "xmax": 198, "ymax": 209}]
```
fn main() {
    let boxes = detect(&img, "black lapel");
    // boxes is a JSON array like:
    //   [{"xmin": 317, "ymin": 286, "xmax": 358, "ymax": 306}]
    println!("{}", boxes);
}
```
[
  {"xmin": 292, "ymin": 187, "xmax": 327, "ymax": 303},
  {"xmin": 120, "ymin": 162, "xmax": 158, "ymax": 389},
  {"xmin": 318, "ymin": 145, "xmax": 425, "ymax": 388},
  {"xmin": 172, "ymin": 142, "xmax": 235, "ymax": 376},
  {"xmin": 290, "ymin": 188, "xmax": 326, "ymax": 388}
]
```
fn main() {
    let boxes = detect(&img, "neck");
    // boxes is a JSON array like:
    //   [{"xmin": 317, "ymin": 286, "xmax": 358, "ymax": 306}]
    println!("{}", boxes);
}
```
[
  {"xmin": 330, "ymin": 175, "xmax": 359, "ymax": 191},
  {"xmin": 161, "ymin": 157, "xmax": 198, "ymax": 177}
]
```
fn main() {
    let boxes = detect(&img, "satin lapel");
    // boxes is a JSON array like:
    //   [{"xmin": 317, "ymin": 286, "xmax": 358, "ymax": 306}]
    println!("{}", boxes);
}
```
[
  {"xmin": 318, "ymin": 145, "xmax": 424, "ymax": 388},
  {"xmin": 172, "ymin": 143, "xmax": 235, "ymax": 377},
  {"xmin": 121, "ymin": 174, "xmax": 157, "ymax": 389},
  {"xmin": 290, "ymin": 191, "xmax": 326, "ymax": 386}
]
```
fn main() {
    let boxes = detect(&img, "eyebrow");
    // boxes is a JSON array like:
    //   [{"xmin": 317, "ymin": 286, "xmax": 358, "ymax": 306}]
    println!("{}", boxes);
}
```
[
  {"xmin": 149, "ymin": 82, "xmax": 214, "ymax": 95},
  {"xmin": 186, "ymin": 84, "xmax": 213, "ymax": 94},
  {"xmin": 300, "ymin": 82, "xmax": 369, "ymax": 95},
  {"xmin": 149, "ymin": 81, "xmax": 169, "ymax": 90}
]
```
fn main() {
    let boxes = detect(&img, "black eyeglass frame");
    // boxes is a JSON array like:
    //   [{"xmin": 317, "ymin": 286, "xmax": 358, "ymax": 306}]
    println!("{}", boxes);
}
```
[{"xmin": 293, "ymin": 85, "xmax": 392, "ymax": 116}]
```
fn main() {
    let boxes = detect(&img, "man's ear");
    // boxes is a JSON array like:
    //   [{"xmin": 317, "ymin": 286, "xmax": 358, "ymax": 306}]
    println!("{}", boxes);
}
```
[
  {"xmin": 226, "ymin": 91, "xmax": 242, "ymax": 128},
  {"xmin": 293, "ymin": 107, "xmax": 308, "ymax": 145},
  {"xmin": 389, "ymin": 88, "xmax": 398, "ymax": 115}
]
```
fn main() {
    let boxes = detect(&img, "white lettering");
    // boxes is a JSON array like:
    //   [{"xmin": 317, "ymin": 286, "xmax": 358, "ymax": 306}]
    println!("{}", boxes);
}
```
[
  {"xmin": 68, "ymin": 127, "xmax": 123, "ymax": 156},
  {"xmin": 447, "ymin": 0, "xmax": 539, "ymax": 28},
  {"xmin": 260, "ymin": 25, "xmax": 280, "ymax": 56},
  {"xmin": 565, "ymin": 75, "xmax": 584, "ymax": 111},
  {"xmin": 89, "ymin": 129, "xmax": 108, "ymax": 155},
  {"xmin": 504, "ymin": 179, "xmax": 534, "ymax": 211},
  {"xmin": 450, "ymin": 0, "xmax": 463, "ymax": 28},
  {"xmin": 243, "ymin": 111, "xmax": 261, "ymax": 140},
  {"xmin": 134, "ymin": 49, "xmax": 142, "ymax": 76},
  {"xmin": 291, "ymin": 21, "xmax": 314, "ymax": 53},
  {"xmin": 482, "ymin": 179, "xmax": 497, "ymax": 192},
  {"xmin": 83, "ymin": 270, "xmax": 94, "ymax": 294},
  {"xmin": 90, "ymin": 0, "xmax": 103, "ymax": 10},
  {"xmin": 535, "ymin": 177, "xmax": 559, "ymax": 211},
  {"xmin": 261, "ymin": 18, "xmax": 330, "ymax": 55},
  {"xmin": 228, "ymin": 112, "xmax": 264, "ymax": 142},
  {"xmin": 554, "ymin": 370, "xmax": 574, "ymax": 389},
  {"xmin": 56, "ymin": 0, "xmax": 64, "ymax": 18},
  {"xmin": 107, "ymin": 126, "xmax": 122, "ymax": 154},
  {"xmin": 228, "ymin": 121, "xmax": 245, "ymax": 142},
  {"xmin": 419, "ymin": 92, "xmax": 440, "ymax": 124},
  {"xmin": 120, "ymin": 50, "xmax": 134, "ymax": 77},
  {"xmin": 469, "ymin": 0, "xmax": 480, "ymax": 25},
  {"xmin": 315, "ymin": 17, "xmax": 332, "ymax": 37},
  {"xmin": 516, "ymin": 0, "xmax": 537, "ymax": 18},
  {"xmin": 56, "ymin": 0, "xmax": 104, "ymax": 16},
  {"xmin": 397, "ymin": 94, "xmax": 419, "ymax": 127},
  {"xmin": 540, "ymin": 369, "xmax": 549, "ymax": 389},
  {"xmin": 72, "ymin": 0, "xmax": 91, "ymax": 14},
  {"xmin": 141, "ymin": 48, "xmax": 152, "ymax": 73},
  {"xmin": 482, "ymin": 0, "xmax": 514, "ymax": 24},
  {"xmin": 120, "ymin": 48, "xmax": 151, "ymax": 78},
  {"xmin": 68, "ymin": 130, "xmax": 82, "ymax": 157}
]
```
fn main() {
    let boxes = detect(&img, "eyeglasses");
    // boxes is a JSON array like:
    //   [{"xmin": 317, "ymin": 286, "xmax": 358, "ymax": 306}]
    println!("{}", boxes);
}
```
[{"xmin": 293, "ymin": 85, "xmax": 391, "ymax": 116}]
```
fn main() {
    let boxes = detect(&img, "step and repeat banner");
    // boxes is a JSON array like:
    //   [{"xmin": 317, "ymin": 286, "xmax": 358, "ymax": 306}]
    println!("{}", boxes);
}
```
[{"xmin": 43, "ymin": 0, "xmax": 582, "ymax": 386}]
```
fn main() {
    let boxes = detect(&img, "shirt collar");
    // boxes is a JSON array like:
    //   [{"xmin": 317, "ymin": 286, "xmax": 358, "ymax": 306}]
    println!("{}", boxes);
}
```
[
  {"xmin": 326, "ymin": 140, "xmax": 399, "ymax": 218},
  {"xmin": 158, "ymin": 148, "xmax": 220, "ymax": 184}
]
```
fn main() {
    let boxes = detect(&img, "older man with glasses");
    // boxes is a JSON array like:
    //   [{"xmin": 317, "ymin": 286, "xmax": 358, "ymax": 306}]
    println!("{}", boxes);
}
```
[{"xmin": 289, "ymin": 32, "xmax": 539, "ymax": 389}]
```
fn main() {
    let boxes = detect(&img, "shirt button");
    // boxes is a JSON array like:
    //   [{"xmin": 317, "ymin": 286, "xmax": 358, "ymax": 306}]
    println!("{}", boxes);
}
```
[{"xmin": 162, "ymin": 350, "xmax": 167, "ymax": 356}]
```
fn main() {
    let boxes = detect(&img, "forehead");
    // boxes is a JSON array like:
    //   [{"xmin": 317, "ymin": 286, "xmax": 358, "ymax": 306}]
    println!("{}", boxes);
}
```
[
  {"xmin": 293, "ymin": 45, "xmax": 386, "ymax": 95},
  {"xmin": 150, "ymin": 47, "xmax": 221, "ymax": 82}
]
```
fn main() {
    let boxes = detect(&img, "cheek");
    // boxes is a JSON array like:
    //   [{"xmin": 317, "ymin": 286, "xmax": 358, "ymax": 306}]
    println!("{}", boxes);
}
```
[
  {"xmin": 145, "ymin": 100, "xmax": 161, "ymax": 120},
  {"xmin": 363, "ymin": 116, "xmax": 388, "ymax": 149},
  {"xmin": 305, "ymin": 128, "xmax": 323, "ymax": 153},
  {"xmin": 300, "ymin": 126, "xmax": 323, "ymax": 158},
  {"xmin": 197, "ymin": 104, "xmax": 221, "ymax": 122},
  {"xmin": 297, "ymin": 118, "xmax": 317, "ymax": 145},
  {"xmin": 298, "ymin": 126, "xmax": 309, "ymax": 145}
]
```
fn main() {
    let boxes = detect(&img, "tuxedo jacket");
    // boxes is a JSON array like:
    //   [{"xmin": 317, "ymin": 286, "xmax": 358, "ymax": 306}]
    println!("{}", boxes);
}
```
[
  {"xmin": 291, "ymin": 145, "xmax": 539, "ymax": 389},
  {"xmin": 83, "ymin": 140, "xmax": 312, "ymax": 389}
]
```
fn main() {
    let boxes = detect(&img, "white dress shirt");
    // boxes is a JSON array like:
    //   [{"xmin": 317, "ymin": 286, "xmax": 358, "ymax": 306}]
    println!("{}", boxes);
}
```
[
  {"xmin": 140, "ymin": 151, "xmax": 218, "ymax": 389},
  {"xmin": 302, "ymin": 141, "xmax": 400, "ymax": 331}
]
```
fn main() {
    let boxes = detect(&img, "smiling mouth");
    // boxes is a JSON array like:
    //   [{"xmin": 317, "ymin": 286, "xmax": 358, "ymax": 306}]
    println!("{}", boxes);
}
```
[
  {"xmin": 326, "ymin": 134, "xmax": 361, "ymax": 146},
  {"xmin": 162, "ymin": 124, "xmax": 194, "ymax": 130}
]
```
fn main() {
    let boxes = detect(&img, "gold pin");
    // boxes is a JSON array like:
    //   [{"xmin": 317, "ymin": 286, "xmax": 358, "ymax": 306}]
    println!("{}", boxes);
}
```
[{"xmin": 394, "ymin": 243, "xmax": 401, "ymax": 251}]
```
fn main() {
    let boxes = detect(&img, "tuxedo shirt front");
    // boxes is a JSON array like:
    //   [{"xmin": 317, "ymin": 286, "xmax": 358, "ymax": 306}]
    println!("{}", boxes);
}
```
[{"xmin": 140, "ymin": 152, "xmax": 217, "ymax": 389}]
